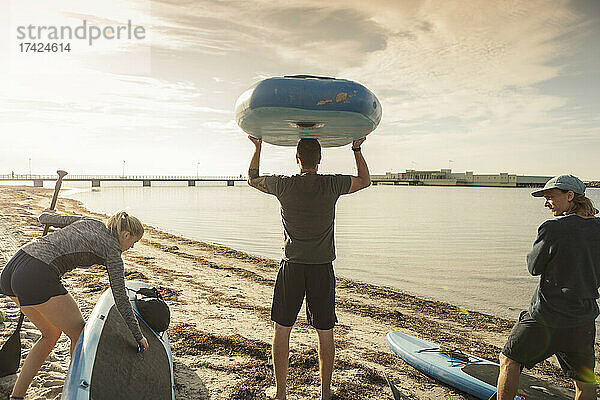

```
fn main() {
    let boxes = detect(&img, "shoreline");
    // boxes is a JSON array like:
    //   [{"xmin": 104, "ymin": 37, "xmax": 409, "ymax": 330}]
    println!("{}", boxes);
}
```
[
  {"xmin": 60, "ymin": 185, "xmax": 515, "ymax": 322},
  {"xmin": 60, "ymin": 183, "xmax": 549, "ymax": 323},
  {"xmin": 0, "ymin": 186, "xmax": 587, "ymax": 399}
]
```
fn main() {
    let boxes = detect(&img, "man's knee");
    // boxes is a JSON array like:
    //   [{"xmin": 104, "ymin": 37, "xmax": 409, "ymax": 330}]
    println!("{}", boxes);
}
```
[
  {"xmin": 574, "ymin": 380, "xmax": 597, "ymax": 398},
  {"xmin": 499, "ymin": 353, "xmax": 521, "ymax": 371},
  {"xmin": 274, "ymin": 323, "xmax": 293, "ymax": 337},
  {"xmin": 315, "ymin": 328, "xmax": 334, "ymax": 352},
  {"xmin": 315, "ymin": 328, "xmax": 333, "ymax": 339}
]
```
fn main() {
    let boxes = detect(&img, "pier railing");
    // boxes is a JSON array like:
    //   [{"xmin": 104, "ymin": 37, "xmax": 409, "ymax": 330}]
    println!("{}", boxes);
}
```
[
  {"xmin": 0, "ymin": 174, "xmax": 246, "ymax": 181},
  {"xmin": 0, "ymin": 174, "xmax": 247, "ymax": 187},
  {"xmin": 2, "ymin": 174, "xmax": 597, "ymax": 188}
]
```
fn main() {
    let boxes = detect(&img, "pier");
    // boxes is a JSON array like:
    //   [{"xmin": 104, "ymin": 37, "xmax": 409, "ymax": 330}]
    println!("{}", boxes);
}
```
[
  {"xmin": 2, "ymin": 173, "xmax": 597, "ymax": 189},
  {"xmin": 0, "ymin": 174, "xmax": 246, "ymax": 188},
  {"xmin": 370, "ymin": 170, "xmax": 555, "ymax": 188}
]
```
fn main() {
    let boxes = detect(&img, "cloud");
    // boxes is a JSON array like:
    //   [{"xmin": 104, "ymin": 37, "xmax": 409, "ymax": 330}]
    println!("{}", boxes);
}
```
[
  {"xmin": 143, "ymin": 0, "xmax": 592, "ymax": 137},
  {"xmin": 0, "ymin": 72, "xmax": 212, "ymax": 131}
]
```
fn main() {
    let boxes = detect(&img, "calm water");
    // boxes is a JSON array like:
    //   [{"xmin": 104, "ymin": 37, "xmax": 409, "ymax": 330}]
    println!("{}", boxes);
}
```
[{"xmin": 62, "ymin": 183, "xmax": 600, "ymax": 320}]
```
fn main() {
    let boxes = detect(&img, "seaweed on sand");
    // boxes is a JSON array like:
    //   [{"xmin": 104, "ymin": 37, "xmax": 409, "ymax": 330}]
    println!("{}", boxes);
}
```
[
  {"xmin": 170, "ymin": 323, "xmax": 270, "ymax": 360},
  {"xmin": 169, "ymin": 323, "xmax": 390, "ymax": 399}
]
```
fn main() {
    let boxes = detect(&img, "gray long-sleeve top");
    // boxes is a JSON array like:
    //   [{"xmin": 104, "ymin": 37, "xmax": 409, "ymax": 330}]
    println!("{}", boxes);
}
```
[
  {"xmin": 21, "ymin": 212, "xmax": 143, "ymax": 341},
  {"xmin": 527, "ymin": 215, "xmax": 600, "ymax": 327}
]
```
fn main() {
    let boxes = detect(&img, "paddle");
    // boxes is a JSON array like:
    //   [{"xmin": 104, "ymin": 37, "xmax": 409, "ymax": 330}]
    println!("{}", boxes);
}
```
[
  {"xmin": 0, "ymin": 170, "xmax": 68, "ymax": 377},
  {"xmin": 0, "ymin": 313, "xmax": 24, "ymax": 377},
  {"xmin": 42, "ymin": 170, "xmax": 68, "ymax": 235},
  {"xmin": 385, "ymin": 372, "xmax": 412, "ymax": 400}
]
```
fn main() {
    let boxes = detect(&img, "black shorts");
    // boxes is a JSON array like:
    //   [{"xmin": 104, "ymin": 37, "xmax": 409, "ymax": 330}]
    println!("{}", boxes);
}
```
[
  {"xmin": 271, "ymin": 260, "xmax": 336, "ymax": 330},
  {"xmin": 0, "ymin": 249, "xmax": 67, "ymax": 306},
  {"xmin": 502, "ymin": 310, "xmax": 595, "ymax": 382}
]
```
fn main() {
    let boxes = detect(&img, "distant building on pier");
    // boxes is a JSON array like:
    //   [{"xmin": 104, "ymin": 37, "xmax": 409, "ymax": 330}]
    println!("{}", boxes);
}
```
[{"xmin": 371, "ymin": 170, "xmax": 553, "ymax": 188}]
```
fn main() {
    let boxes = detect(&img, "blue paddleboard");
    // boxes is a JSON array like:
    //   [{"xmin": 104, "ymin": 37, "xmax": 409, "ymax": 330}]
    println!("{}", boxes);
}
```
[
  {"xmin": 61, "ymin": 281, "xmax": 175, "ymax": 400},
  {"xmin": 235, "ymin": 75, "xmax": 381, "ymax": 147},
  {"xmin": 386, "ymin": 331, "xmax": 572, "ymax": 400}
]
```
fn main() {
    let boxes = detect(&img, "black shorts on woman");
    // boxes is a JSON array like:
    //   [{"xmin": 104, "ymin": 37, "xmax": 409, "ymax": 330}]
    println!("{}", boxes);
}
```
[
  {"xmin": 0, "ymin": 249, "xmax": 67, "ymax": 306},
  {"xmin": 502, "ymin": 310, "xmax": 595, "ymax": 382}
]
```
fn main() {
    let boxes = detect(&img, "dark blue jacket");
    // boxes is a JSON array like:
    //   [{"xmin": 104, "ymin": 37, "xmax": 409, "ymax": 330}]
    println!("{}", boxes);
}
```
[{"xmin": 528, "ymin": 215, "xmax": 600, "ymax": 326}]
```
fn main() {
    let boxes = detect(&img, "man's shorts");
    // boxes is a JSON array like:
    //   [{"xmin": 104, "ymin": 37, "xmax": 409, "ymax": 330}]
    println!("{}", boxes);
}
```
[
  {"xmin": 0, "ymin": 249, "xmax": 68, "ymax": 306},
  {"xmin": 502, "ymin": 310, "xmax": 596, "ymax": 382},
  {"xmin": 271, "ymin": 260, "xmax": 336, "ymax": 330}
]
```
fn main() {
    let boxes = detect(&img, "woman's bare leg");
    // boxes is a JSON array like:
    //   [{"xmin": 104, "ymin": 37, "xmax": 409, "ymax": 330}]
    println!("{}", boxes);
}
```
[
  {"xmin": 30, "ymin": 293, "xmax": 85, "ymax": 356},
  {"xmin": 9, "ymin": 293, "xmax": 84, "ymax": 397},
  {"xmin": 9, "ymin": 296, "xmax": 62, "ymax": 398}
]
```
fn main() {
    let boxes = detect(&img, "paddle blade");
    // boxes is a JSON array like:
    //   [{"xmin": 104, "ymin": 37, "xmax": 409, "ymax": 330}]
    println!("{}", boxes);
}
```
[
  {"xmin": 385, "ymin": 372, "xmax": 411, "ymax": 400},
  {"xmin": 0, "ymin": 313, "xmax": 24, "ymax": 377}
]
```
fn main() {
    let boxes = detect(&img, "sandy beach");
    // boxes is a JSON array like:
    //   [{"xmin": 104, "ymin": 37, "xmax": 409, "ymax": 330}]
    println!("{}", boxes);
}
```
[{"xmin": 0, "ymin": 186, "xmax": 590, "ymax": 399}]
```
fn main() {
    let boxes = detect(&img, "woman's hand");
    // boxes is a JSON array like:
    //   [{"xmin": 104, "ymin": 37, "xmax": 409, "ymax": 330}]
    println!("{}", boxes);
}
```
[{"xmin": 137, "ymin": 337, "xmax": 149, "ymax": 352}]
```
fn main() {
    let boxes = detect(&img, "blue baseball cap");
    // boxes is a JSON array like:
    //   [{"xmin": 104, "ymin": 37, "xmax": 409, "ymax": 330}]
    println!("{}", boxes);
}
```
[{"xmin": 532, "ymin": 174, "xmax": 586, "ymax": 197}]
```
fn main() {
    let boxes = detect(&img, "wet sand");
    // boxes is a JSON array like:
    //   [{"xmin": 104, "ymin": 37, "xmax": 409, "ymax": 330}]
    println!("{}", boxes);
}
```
[{"xmin": 0, "ymin": 186, "xmax": 591, "ymax": 399}]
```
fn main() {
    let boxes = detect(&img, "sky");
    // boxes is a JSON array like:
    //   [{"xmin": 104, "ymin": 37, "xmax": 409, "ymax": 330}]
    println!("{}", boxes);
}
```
[{"xmin": 0, "ymin": 0, "xmax": 599, "ymax": 179}]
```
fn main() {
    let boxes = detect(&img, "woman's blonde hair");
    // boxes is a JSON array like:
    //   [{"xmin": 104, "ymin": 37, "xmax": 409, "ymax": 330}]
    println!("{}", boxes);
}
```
[
  {"xmin": 567, "ymin": 193, "xmax": 599, "ymax": 217},
  {"xmin": 106, "ymin": 210, "xmax": 144, "ymax": 237}
]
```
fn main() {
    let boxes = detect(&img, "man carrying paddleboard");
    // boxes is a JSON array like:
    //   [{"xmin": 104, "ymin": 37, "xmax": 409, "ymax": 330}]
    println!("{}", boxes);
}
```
[
  {"xmin": 497, "ymin": 175, "xmax": 600, "ymax": 400},
  {"xmin": 0, "ymin": 210, "xmax": 149, "ymax": 399},
  {"xmin": 247, "ymin": 136, "xmax": 371, "ymax": 400}
]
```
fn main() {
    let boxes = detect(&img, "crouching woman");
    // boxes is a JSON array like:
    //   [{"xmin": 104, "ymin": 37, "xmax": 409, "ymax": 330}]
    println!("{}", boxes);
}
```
[{"xmin": 0, "ymin": 210, "xmax": 148, "ymax": 399}]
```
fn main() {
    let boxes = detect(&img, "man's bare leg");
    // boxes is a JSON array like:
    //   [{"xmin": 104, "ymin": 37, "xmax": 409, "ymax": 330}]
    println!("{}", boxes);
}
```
[
  {"xmin": 272, "ymin": 323, "xmax": 293, "ymax": 399},
  {"xmin": 497, "ymin": 353, "xmax": 521, "ymax": 400},
  {"xmin": 316, "ymin": 328, "xmax": 335, "ymax": 400},
  {"xmin": 574, "ymin": 379, "xmax": 597, "ymax": 400}
]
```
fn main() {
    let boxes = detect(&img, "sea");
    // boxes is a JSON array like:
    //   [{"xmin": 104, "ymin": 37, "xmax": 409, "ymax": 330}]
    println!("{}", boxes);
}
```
[{"xmin": 55, "ymin": 182, "xmax": 600, "ymax": 321}]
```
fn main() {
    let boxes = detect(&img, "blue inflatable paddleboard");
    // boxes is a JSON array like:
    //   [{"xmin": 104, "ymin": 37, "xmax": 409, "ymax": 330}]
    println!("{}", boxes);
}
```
[
  {"xmin": 235, "ymin": 75, "xmax": 381, "ymax": 147},
  {"xmin": 386, "ymin": 331, "xmax": 572, "ymax": 400},
  {"xmin": 61, "ymin": 281, "xmax": 175, "ymax": 400}
]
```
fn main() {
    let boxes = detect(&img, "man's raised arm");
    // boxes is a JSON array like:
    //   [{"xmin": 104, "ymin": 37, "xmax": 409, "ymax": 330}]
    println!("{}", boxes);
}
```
[
  {"xmin": 247, "ymin": 136, "xmax": 270, "ymax": 193},
  {"xmin": 348, "ymin": 137, "xmax": 371, "ymax": 194}
]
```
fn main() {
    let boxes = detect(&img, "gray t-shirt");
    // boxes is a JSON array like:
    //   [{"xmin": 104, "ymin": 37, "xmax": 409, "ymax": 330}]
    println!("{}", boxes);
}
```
[{"xmin": 264, "ymin": 173, "xmax": 352, "ymax": 264}]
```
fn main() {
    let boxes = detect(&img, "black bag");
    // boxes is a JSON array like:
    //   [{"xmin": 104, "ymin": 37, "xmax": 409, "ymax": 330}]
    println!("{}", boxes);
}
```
[{"xmin": 134, "ymin": 287, "xmax": 170, "ymax": 333}]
